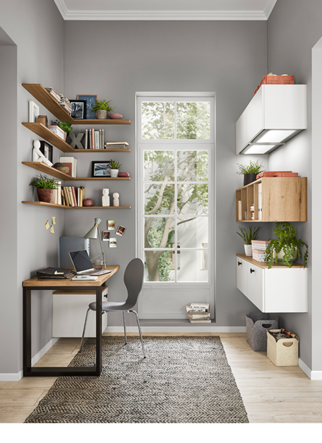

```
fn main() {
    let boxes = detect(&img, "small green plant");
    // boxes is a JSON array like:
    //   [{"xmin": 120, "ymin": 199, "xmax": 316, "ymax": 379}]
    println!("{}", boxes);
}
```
[
  {"xmin": 91, "ymin": 100, "xmax": 113, "ymax": 112},
  {"xmin": 236, "ymin": 226, "xmax": 261, "ymax": 245},
  {"xmin": 265, "ymin": 222, "xmax": 308, "ymax": 268},
  {"xmin": 55, "ymin": 120, "xmax": 73, "ymax": 134},
  {"xmin": 29, "ymin": 175, "xmax": 57, "ymax": 189},
  {"xmin": 110, "ymin": 160, "xmax": 121, "ymax": 169},
  {"xmin": 237, "ymin": 159, "xmax": 264, "ymax": 175}
]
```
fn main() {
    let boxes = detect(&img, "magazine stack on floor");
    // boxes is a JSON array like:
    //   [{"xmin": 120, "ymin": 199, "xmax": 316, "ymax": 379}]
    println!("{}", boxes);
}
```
[{"xmin": 186, "ymin": 303, "xmax": 211, "ymax": 323}]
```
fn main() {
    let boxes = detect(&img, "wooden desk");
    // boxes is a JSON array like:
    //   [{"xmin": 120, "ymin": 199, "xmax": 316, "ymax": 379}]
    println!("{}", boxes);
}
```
[{"xmin": 22, "ymin": 265, "xmax": 119, "ymax": 377}]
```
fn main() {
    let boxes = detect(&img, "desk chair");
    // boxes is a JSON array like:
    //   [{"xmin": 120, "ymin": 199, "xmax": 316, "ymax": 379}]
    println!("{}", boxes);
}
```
[{"xmin": 80, "ymin": 258, "xmax": 146, "ymax": 358}]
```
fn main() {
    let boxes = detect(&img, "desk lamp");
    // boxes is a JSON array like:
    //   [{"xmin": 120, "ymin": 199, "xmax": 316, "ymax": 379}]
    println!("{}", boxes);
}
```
[{"xmin": 84, "ymin": 218, "xmax": 106, "ymax": 269}]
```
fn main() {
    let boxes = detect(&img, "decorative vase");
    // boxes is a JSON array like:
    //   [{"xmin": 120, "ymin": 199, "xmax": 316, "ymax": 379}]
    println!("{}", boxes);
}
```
[
  {"xmin": 110, "ymin": 169, "xmax": 119, "ymax": 178},
  {"xmin": 108, "ymin": 113, "xmax": 123, "ymax": 119},
  {"xmin": 244, "ymin": 244, "xmax": 252, "ymax": 256},
  {"xmin": 243, "ymin": 174, "xmax": 257, "ymax": 186},
  {"xmin": 96, "ymin": 110, "xmax": 108, "ymax": 119},
  {"xmin": 37, "ymin": 188, "xmax": 54, "ymax": 203},
  {"xmin": 83, "ymin": 198, "xmax": 94, "ymax": 207}
]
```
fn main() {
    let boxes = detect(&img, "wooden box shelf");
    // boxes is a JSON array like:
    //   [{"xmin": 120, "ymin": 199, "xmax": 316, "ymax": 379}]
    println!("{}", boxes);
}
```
[{"xmin": 236, "ymin": 177, "xmax": 307, "ymax": 222}]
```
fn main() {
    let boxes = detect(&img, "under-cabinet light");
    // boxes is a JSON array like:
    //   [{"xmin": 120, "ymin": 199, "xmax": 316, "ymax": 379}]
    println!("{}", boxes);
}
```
[
  {"xmin": 243, "ymin": 144, "xmax": 277, "ymax": 155},
  {"xmin": 255, "ymin": 129, "xmax": 296, "ymax": 144}
]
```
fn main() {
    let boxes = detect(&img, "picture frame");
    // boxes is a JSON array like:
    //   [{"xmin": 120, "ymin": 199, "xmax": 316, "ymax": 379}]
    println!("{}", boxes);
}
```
[
  {"xmin": 110, "ymin": 238, "xmax": 117, "ymax": 248},
  {"xmin": 70, "ymin": 100, "xmax": 87, "ymax": 119},
  {"xmin": 76, "ymin": 95, "xmax": 98, "ymax": 119},
  {"xmin": 102, "ymin": 231, "xmax": 110, "ymax": 242},
  {"xmin": 29, "ymin": 101, "xmax": 39, "ymax": 123},
  {"xmin": 39, "ymin": 141, "xmax": 53, "ymax": 163},
  {"xmin": 108, "ymin": 220, "xmax": 115, "ymax": 230},
  {"xmin": 92, "ymin": 161, "xmax": 111, "ymax": 177}
]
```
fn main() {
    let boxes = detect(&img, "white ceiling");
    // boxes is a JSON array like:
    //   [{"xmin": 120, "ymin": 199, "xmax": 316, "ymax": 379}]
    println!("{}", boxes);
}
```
[{"xmin": 54, "ymin": 0, "xmax": 278, "ymax": 20}]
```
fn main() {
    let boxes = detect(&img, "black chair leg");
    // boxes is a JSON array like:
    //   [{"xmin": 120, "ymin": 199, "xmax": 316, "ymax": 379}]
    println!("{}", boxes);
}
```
[{"xmin": 80, "ymin": 308, "xmax": 90, "ymax": 352}]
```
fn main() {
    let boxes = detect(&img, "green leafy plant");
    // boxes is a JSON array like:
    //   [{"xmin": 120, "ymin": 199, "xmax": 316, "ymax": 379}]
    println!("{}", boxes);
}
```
[
  {"xmin": 110, "ymin": 160, "xmax": 121, "ymax": 169},
  {"xmin": 236, "ymin": 226, "xmax": 261, "ymax": 245},
  {"xmin": 55, "ymin": 120, "xmax": 73, "ymax": 134},
  {"xmin": 237, "ymin": 159, "xmax": 264, "ymax": 175},
  {"xmin": 29, "ymin": 175, "xmax": 57, "ymax": 189},
  {"xmin": 265, "ymin": 222, "xmax": 308, "ymax": 268},
  {"xmin": 91, "ymin": 100, "xmax": 113, "ymax": 112}
]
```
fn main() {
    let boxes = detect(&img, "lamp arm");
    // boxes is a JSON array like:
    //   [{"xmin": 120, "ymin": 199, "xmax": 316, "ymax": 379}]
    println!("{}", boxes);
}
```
[{"xmin": 97, "ymin": 227, "xmax": 107, "ymax": 269}]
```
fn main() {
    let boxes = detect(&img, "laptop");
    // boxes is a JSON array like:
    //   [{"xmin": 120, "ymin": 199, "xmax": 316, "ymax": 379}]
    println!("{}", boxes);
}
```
[{"xmin": 68, "ymin": 250, "xmax": 111, "ymax": 276}]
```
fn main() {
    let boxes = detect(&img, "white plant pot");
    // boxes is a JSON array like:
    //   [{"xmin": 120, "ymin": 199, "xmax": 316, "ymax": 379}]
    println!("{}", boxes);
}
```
[
  {"xmin": 110, "ymin": 169, "xmax": 119, "ymax": 178},
  {"xmin": 273, "ymin": 247, "xmax": 298, "ymax": 264},
  {"xmin": 244, "ymin": 244, "xmax": 252, "ymax": 256}
]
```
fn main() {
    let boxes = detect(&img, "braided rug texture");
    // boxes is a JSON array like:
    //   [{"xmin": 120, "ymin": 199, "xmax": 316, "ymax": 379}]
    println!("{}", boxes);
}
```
[{"xmin": 25, "ymin": 336, "xmax": 248, "ymax": 423}]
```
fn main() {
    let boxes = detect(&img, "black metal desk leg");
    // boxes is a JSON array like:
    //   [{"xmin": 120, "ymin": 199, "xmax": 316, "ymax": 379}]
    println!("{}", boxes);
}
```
[
  {"xmin": 96, "ymin": 286, "xmax": 102, "ymax": 375},
  {"xmin": 23, "ymin": 288, "xmax": 32, "ymax": 376}
]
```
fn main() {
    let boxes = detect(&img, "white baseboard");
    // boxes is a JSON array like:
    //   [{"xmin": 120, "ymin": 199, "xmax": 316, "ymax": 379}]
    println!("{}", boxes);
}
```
[
  {"xmin": 299, "ymin": 358, "xmax": 322, "ymax": 380},
  {"xmin": 0, "ymin": 338, "xmax": 59, "ymax": 382},
  {"xmin": 106, "ymin": 326, "xmax": 247, "ymax": 333}
]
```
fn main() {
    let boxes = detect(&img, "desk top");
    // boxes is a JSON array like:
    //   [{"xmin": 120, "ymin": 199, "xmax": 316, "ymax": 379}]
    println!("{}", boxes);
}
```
[{"xmin": 22, "ymin": 265, "xmax": 120, "ymax": 287}]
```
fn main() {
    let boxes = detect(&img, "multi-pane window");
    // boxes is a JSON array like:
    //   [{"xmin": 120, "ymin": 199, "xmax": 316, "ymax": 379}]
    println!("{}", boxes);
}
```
[{"xmin": 138, "ymin": 97, "xmax": 213, "ymax": 284}]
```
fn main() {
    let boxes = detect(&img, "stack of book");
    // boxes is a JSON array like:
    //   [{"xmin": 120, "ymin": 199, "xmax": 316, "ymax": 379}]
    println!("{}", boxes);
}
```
[
  {"xmin": 45, "ymin": 88, "xmax": 71, "ymax": 115},
  {"xmin": 61, "ymin": 186, "xmax": 85, "ymax": 207},
  {"xmin": 186, "ymin": 303, "xmax": 211, "ymax": 323},
  {"xmin": 59, "ymin": 156, "xmax": 77, "ymax": 177},
  {"xmin": 105, "ymin": 142, "xmax": 129, "ymax": 150},
  {"xmin": 84, "ymin": 129, "xmax": 105, "ymax": 149}
]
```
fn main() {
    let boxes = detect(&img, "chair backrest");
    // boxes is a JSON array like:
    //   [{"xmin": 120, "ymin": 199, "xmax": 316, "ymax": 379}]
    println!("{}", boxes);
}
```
[{"xmin": 124, "ymin": 258, "xmax": 144, "ymax": 308}]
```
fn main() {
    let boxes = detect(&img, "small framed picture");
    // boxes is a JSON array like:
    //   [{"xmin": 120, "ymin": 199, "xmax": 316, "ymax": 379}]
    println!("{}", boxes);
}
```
[
  {"xmin": 102, "ymin": 231, "xmax": 110, "ymax": 241},
  {"xmin": 92, "ymin": 161, "xmax": 111, "ymax": 177},
  {"xmin": 39, "ymin": 141, "xmax": 53, "ymax": 163},
  {"xmin": 70, "ymin": 100, "xmax": 87, "ymax": 119},
  {"xmin": 116, "ymin": 225, "xmax": 125, "ymax": 236},
  {"xmin": 76, "ymin": 95, "xmax": 98, "ymax": 119},
  {"xmin": 108, "ymin": 220, "xmax": 115, "ymax": 230},
  {"xmin": 110, "ymin": 238, "xmax": 117, "ymax": 248},
  {"xmin": 29, "ymin": 101, "xmax": 39, "ymax": 123}
]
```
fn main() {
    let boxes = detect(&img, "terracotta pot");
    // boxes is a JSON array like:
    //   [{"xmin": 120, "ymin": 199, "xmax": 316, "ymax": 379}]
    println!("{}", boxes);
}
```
[
  {"xmin": 96, "ymin": 110, "xmax": 108, "ymax": 119},
  {"xmin": 37, "ymin": 188, "xmax": 54, "ymax": 203}
]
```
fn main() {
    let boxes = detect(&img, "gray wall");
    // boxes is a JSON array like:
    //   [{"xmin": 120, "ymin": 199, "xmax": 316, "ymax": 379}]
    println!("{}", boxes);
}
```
[
  {"xmin": 267, "ymin": 0, "xmax": 322, "ymax": 370},
  {"xmin": 64, "ymin": 21, "xmax": 269, "ymax": 327},
  {"xmin": 0, "ymin": 0, "xmax": 64, "ymax": 374}
]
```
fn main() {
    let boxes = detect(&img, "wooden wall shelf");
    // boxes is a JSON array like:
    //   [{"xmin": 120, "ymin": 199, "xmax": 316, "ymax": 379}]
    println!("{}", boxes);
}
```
[
  {"xmin": 22, "ymin": 84, "xmax": 131, "ymax": 125},
  {"xmin": 22, "ymin": 201, "xmax": 131, "ymax": 209},
  {"xmin": 236, "ymin": 177, "xmax": 307, "ymax": 222},
  {"xmin": 22, "ymin": 162, "xmax": 131, "ymax": 180}
]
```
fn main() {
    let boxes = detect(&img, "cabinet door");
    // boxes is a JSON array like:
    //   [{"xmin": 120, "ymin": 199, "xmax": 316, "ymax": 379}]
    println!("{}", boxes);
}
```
[
  {"xmin": 236, "ymin": 257, "xmax": 248, "ymax": 295},
  {"xmin": 248, "ymin": 264, "xmax": 264, "ymax": 311},
  {"xmin": 247, "ymin": 88, "xmax": 263, "ymax": 143}
]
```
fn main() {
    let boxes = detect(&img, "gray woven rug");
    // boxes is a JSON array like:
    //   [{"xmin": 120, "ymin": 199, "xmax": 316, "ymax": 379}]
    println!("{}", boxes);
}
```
[{"xmin": 25, "ymin": 336, "xmax": 248, "ymax": 423}]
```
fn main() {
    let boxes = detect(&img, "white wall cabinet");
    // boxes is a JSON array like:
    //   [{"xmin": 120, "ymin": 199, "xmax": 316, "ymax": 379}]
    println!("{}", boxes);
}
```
[
  {"xmin": 236, "ymin": 85, "xmax": 307, "ymax": 155},
  {"xmin": 236, "ymin": 255, "xmax": 308, "ymax": 313}
]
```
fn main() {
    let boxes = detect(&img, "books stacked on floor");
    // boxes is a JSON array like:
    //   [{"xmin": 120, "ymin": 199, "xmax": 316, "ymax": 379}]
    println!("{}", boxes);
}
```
[
  {"xmin": 45, "ymin": 88, "xmax": 71, "ymax": 115},
  {"xmin": 186, "ymin": 303, "xmax": 211, "ymax": 323},
  {"xmin": 61, "ymin": 186, "xmax": 85, "ymax": 207},
  {"xmin": 84, "ymin": 129, "xmax": 105, "ymax": 149},
  {"xmin": 59, "ymin": 156, "xmax": 77, "ymax": 177}
]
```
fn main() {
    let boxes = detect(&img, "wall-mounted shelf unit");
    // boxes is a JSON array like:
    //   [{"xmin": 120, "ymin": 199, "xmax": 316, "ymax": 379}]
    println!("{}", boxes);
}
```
[
  {"xmin": 22, "ymin": 162, "xmax": 131, "ymax": 181},
  {"xmin": 236, "ymin": 177, "xmax": 307, "ymax": 222},
  {"xmin": 236, "ymin": 255, "xmax": 308, "ymax": 313},
  {"xmin": 22, "ymin": 84, "xmax": 131, "ymax": 125},
  {"xmin": 22, "ymin": 201, "xmax": 131, "ymax": 209}
]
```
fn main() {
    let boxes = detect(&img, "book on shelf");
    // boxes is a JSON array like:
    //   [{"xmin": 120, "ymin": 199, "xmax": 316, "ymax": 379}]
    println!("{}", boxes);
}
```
[
  {"xmin": 258, "ymin": 183, "xmax": 262, "ymax": 220},
  {"xmin": 188, "ymin": 312, "xmax": 211, "ymax": 320},
  {"xmin": 190, "ymin": 303, "xmax": 210, "ymax": 310},
  {"xmin": 105, "ymin": 142, "xmax": 129, "ymax": 149},
  {"xmin": 91, "ymin": 129, "xmax": 95, "ymax": 150},
  {"xmin": 59, "ymin": 156, "xmax": 77, "ymax": 177},
  {"xmin": 61, "ymin": 186, "xmax": 85, "ymax": 207},
  {"xmin": 84, "ymin": 129, "xmax": 88, "ymax": 149},
  {"xmin": 189, "ymin": 319, "xmax": 211, "ymax": 324},
  {"xmin": 71, "ymin": 187, "xmax": 77, "ymax": 206},
  {"xmin": 185, "ymin": 305, "xmax": 209, "ymax": 313},
  {"xmin": 94, "ymin": 130, "xmax": 99, "ymax": 149}
]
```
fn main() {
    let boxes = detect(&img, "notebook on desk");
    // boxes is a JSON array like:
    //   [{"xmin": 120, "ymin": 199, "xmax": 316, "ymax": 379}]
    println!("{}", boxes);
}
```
[
  {"xmin": 37, "ymin": 268, "xmax": 76, "ymax": 279},
  {"xmin": 68, "ymin": 250, "xmax": 112, "ymax": 276}
]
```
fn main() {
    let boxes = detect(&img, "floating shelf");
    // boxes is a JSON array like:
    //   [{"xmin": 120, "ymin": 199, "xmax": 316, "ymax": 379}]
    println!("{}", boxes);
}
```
[
  {"xmin": 22, "ymin": 84, "xmax": 131, "ymax": 125},
  {"xmin": 22, "ymin": 162, "xmax": 131, "ymax": 181},
  {"xmin": 22, "ymin": 201, "xmax": 131, "ymax": 209}
]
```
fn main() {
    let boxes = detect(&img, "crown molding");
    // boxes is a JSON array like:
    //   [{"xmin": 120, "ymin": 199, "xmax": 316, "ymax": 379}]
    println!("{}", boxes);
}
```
[{"xmin": 54, "ymin": 0, "xmax": 275, "ymax": 21}]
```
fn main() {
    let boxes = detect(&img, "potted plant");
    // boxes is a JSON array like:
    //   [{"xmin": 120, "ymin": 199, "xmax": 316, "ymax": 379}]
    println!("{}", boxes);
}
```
[
  {"xmin": 29, "ymin": 174, "xmax": 57, "ymax": 203},
  {"xmin": 265, "ymin": 222, "xmax": 308, "ymax": 268},
  {"xmin": 237, "ymin": 226, "xmax": 261, "ymax": 256},
  {"xmin": 54, "ymin": 120, "xmax": 73, "ymax": 141},
  {"xmin": 91, "ymin": 100, "xmax": 113, "ymax": 119},
  {"xmin": 109, "ymin": 160, "xmax": 121, "ymax": 178},
  {"xmin": 237, "ymin": 159, "xmax": 264, "ymax": 186}
]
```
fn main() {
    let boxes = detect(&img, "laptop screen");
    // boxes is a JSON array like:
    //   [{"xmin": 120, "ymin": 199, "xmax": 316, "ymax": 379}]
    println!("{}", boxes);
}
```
[{"xmin": 69, "ymin": 250, "xmax": 94, "ymax": 273}]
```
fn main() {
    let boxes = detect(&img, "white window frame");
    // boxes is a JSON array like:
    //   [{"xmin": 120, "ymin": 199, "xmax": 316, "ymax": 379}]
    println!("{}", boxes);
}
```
[{"xmin": 135, "ymin": 92, "xmax": 215, "ymax": 291}]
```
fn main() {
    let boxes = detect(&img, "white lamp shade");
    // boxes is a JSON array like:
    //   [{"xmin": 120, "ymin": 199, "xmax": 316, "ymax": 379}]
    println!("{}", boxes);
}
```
[{"xmin": 84, "ymin": 218, "xmax": 102, "ymax": 239}]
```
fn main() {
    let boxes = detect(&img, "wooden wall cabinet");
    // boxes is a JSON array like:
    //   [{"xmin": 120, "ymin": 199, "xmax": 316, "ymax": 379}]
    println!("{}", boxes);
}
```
[
  {"xmin": 236, "ymin": 177, "xmax": 307, "ymax": 222},
  {"xmin": 236, "ymin": 255, "xmax": 308, "ymax": 313}
]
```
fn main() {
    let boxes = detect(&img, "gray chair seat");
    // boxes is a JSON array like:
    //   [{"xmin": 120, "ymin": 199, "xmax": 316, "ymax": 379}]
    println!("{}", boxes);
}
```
[{"xmin": 80, "ymin": 258, "xmax": 146, "ymax": 358}]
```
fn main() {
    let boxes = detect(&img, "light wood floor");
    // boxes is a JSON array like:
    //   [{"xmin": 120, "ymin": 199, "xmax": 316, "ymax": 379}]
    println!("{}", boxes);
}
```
[{"xmin": 0, "ymin": 333, "xmax": 321, "ymax": 423}]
